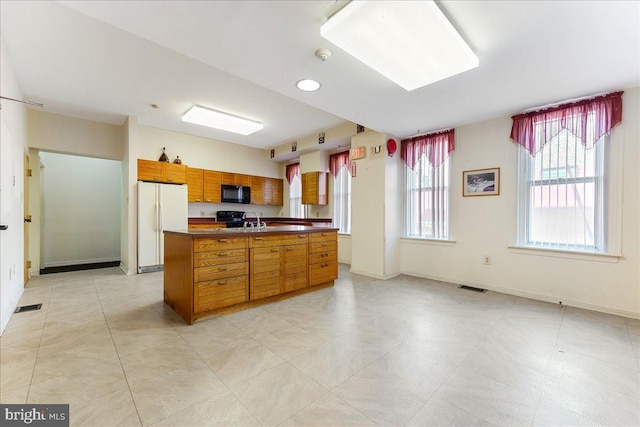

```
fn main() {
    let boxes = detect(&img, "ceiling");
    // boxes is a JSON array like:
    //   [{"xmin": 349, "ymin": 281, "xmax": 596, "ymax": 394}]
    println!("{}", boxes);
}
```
[{"xmin": 1, "ymin": 1, "xmax": 638, "ymax": 151}]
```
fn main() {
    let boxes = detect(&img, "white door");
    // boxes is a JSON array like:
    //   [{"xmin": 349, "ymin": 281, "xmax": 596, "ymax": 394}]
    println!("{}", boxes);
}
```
[
  {"xmin": 137, "ymin": 182, "xmax": 160, "ymax": 269},
  {"xmin": 158, "ymin": 184, "xmax": 187, "ymax": 262}
]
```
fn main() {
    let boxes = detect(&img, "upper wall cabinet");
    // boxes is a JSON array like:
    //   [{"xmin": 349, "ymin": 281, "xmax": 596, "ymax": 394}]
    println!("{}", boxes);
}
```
[
  {"xmin": 187, "ymin": 168, "xmax": 204, "ymax": 202},
  {"xmin": 203, "ymin": 170, "xmax": 222, "ymax": 203},
  {"xmin": 302, "ymin": 172, "xmax": 328, "ymax": 205},
  {"xmin": 251, "ymin": 176, "xmax": 284, "ymax": 206},
  {"xmin": 222, "ymin": 172, "xmax": 250, "ymax": 187},
  {"xmin": 138, "ymin": 159, "xmax": 187, "ymax": 184}
]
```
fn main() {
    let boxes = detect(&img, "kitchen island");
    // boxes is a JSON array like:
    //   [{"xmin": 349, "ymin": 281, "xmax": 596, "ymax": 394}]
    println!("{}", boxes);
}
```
[{"xmin": 163, "ymin": 226, "xmax": 338, "ymax": 324}]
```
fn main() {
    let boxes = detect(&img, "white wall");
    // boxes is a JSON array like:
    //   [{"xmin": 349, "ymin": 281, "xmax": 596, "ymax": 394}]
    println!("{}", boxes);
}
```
[
  {"xmin": 350, "ymin": 131, "xmax": 401, "ymax": 279},
  {"xmin": 0, "ymin": 36, "xmax": 27, "ymax": 335},
  {"xmin": 28, "ymin": 109, "xmax": 124, "ymax": 160},
  {"xmin": 401, "ymin": 88, "xmax": 640, "ymax": 318},
  {"xmin": 40, "ymin": 152, "xmax": 121, "ymax": 267}
]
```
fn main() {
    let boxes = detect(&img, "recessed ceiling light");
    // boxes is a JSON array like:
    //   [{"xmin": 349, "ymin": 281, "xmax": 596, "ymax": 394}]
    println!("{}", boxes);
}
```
[
  {"xmin": 182, "ymin": 105, "xmax": 263, "ymax": 135},
  {"xmin": 321, "ymin": 0, "xmax": 479, "ymax": 91},
  {"xmin": 296, "ymin": 79, "xmax": 321, "ymax": 92}
]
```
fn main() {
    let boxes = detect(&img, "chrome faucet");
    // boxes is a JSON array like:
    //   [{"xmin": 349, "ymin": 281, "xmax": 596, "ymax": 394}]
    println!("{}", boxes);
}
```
[{"xmin": 242, "ymin": 212, "xmax": 266, "ymax": 229}]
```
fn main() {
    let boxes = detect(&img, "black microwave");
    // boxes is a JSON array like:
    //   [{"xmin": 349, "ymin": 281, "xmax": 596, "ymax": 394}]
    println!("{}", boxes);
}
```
[{"xmin": 221, "ymin": 185, "xmax": 251, "ymax": 204}]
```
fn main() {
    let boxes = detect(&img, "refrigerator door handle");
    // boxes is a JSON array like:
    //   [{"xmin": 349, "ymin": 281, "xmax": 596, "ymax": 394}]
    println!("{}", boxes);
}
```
[{"xmin": 159, "ymin": 202, "xmax": 164, "ymax": 231}]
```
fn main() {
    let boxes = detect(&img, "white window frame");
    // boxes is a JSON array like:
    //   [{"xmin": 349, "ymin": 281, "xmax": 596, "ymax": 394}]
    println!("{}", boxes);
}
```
[
  {"xmin": 289, "ymin": 174, "xmax": 303, "ymax": 218},
  {"xmin": 516, "ymin": 128, "xmax": 622, "ymax": 256},
  {"xmin": 403, "ymin": 156, "xmax": 450, "ymax": 240},
  {"xmin": 332, "ymin": 166, "xmax": 351, "ymax": 234}
]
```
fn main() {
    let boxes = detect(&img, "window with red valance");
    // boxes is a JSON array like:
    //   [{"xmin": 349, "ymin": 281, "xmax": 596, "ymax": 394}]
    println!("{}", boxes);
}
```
[{"xmin": 401, "ymin": 129, "xmax": 455, "ymax": 169}]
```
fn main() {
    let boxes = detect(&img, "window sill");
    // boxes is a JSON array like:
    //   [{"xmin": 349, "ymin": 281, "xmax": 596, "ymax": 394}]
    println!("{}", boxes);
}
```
[
  {"xmin": 337, "ymin": 232, "xmax": 351, "ymax": 237},
  {"xmin": 508, "ymin": 245, "xmax": 621, "ymax": 263},
  {"xmin": 400, "ymin": 237, "xmax": 456, "ymax": 247}
]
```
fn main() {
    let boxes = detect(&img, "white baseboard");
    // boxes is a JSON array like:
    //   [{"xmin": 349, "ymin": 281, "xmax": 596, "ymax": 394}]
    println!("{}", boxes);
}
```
[
  {"xmin": 349, "ymin": 269, "xmax": 401, "ymax": 280},
  {"xmin": 401, "ymin": 269, "xmax": 640, "ymax": 320},
  {"xmin": 43, "ymin": 257, "xmax": 120, "ymax": 268}
]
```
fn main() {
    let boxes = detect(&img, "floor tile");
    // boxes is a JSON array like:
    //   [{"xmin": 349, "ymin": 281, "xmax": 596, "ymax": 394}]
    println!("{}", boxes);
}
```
[
  {"xmin": 256, "ymin": 325, "xmax": 327, "ymax": 360},
  {"xmin": 333, "ymin": 364, "xmax": 428, "ymax": 425},
  {"xmin": 0, "ymin": 385, "xmax": 29, "ymax": 404},
  {"xmin": 120, "ymin": 339, "xmax": 201, "ymax": 385},
  {"xmin": 130, "ymin": 361, "xmax": 225, "ymax": 426},
  {"xmin": 280, "ymin": 393, "xmax": 376, "ymax": 426},
  {"xmin": 70, "ymin": 388, "xmax": 141, "ymax": 427},
  {"xmin": 229, "ymin": 363, "xmax": 327, "ymax": 426},
  {"xmin": 27, "ymin": 361, "xmax": 127, "ymax": 406},
  {"xmin": 434, "ymin": 367, "xmax": 539, "ymax": 426},
  {"xmin": 532, "ymin": 397, "xmax": 603, "ymax": 426},
  {"xmin": 151, "ymin": 389, "xmax": 259, "ymax": 427},
  {"xmin": 205, "ymin": 340, "xmax": 283, "ymax": 386},
  {"xmin": 407, "ymin": 396, "xmax": 497, "ymax": 427}
]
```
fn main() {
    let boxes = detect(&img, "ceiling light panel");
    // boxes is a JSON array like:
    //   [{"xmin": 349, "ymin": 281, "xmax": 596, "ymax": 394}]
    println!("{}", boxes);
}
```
[
  {"xmin": 297, "ymin": 79, "xmax": 321, "ymax": 91},
  {"xmin": 321, "ymin": 0, "xmax": 479, "ymax": 91},
  {"xmin": 182, "ymin": 105, "xmax": 263, "ymax": 135}
]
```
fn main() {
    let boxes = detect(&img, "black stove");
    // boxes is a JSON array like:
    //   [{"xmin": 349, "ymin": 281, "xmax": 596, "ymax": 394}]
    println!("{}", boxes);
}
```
[{"xmin": 216, "ymin": 210, "xmax": 245, "ymax": 228}]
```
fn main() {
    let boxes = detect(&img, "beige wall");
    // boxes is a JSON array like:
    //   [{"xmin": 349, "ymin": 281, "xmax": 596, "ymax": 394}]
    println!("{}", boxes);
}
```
[
  {"xmin": 27, "ymin": 109, "xmax": 124, "ymax": 160},
  {"xmin": 400, "ymin": 88, "xmax": 640, "ymax": 318}
]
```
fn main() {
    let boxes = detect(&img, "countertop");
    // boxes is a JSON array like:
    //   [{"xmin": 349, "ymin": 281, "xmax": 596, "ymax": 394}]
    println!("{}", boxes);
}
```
[{"xmin": 164, "ymin": 225, "xmax": 338, "ymax": 237}]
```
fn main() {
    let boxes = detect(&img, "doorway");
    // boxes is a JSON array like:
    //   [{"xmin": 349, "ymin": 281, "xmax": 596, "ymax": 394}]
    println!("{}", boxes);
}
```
[{"xmin": 24, "ymin": 153, "xmax": 30, "ymax": 284}]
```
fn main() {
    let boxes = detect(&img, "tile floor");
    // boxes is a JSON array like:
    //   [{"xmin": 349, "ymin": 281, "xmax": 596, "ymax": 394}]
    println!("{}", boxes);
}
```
[{"xmin": 1, "ymin": 264, "xmax": 638, "ymax": 426}]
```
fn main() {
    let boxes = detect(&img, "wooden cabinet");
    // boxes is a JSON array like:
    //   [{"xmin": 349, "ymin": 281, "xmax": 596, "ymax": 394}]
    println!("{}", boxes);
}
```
[
  {"xmin": 222, "ymin": 172, "xmax": 250, "ymax": 186},
  {"xmin": 193, "ymin": 237, "xmax": 249, "ymax": 313},
  {"xmin": 249, "ymin": 233, "xmax": 308, "ymax": 299},
  {"xmin": 250, "ymin": 176, "xmax": 284, "ymax": 206},
  {"xmin": 164, "ymin": 229, "xmax": 336, "ymax": 324},
  {"xmin": 138, "ymin": 159, "xmax": 188, "ymax": 184},
  {"xmin": 187, "ymin": 168, "xmax": 204, "ymax": 202},
  {"xmin": 302, "ymin": 172, "xmax": 328, "ymax": 205},
  {"xmin": 188, "ymin": 223, "xmax": 225, "ymax": 230},
  {"xmin": 203, "ymin": 170, "xmax": 222, "ymax": 203},
  {"xmin": 308, "ymin": 231, "xmax": 338, "ymax": 286},
  {"xmin": 250, "ymin": 176, "xmax": 265, "ymax": 205}
]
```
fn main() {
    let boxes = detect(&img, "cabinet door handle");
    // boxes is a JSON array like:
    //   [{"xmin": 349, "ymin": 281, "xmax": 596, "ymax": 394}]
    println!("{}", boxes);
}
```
[
  {"xmin": 195, "ymin": 199, "xmax": 201, "ymax": 202},
  {"xmin": 298, "ymin": 234, "xmax": 305, "ymax": 238},
  {"xmin": 321, "ymin": 233, "xmax": 327, "ymax": 236},
  {"xmin": 206, "ymin": 199, "xmax": 212, "ymax": 202}
]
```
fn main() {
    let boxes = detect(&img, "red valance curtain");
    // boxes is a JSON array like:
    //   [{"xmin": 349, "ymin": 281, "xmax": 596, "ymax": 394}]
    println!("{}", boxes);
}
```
[
  {"xmin": 510, "ymin": 91, "xmax": 623, "ymax": 156},
  {"xmin": 329, "ymin": 151, "xmax": 351, "ymax": 177},
  {"xmin": 401, "ymin": 129, "xmax": 455, "ymax": 170},
  {"xmin": 285, "ymin": 163, "xmax": 300, "ymax": 184}
]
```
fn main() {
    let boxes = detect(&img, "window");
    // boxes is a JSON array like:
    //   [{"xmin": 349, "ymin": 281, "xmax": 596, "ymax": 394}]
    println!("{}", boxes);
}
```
[
  {"xmin": 512, "ymin": 91, "xmax": 623, "ymax": 253},
  {"xmin": 401, "ymin": 129, "xmax": 455, "ymax": 239},
  {"xmin": 404, "ymin": 156, "xmax": 450, "ymax": 238},
  {"xmin": 518, "ymin": 129, "xmax": 606, "ymax": 251},
  {"xmin": 330, "ymin": 152, "xmax": 351, "ymax": 233},
  {"xmin": 286, "ymin": 163, "xmax": 303, "ymax": 218}
]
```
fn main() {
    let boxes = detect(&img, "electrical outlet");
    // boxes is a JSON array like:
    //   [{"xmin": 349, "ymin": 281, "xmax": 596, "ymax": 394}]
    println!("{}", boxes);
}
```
[{"xmin": 483, "ymin": 255, "xmax": 491, "ymax": 265}]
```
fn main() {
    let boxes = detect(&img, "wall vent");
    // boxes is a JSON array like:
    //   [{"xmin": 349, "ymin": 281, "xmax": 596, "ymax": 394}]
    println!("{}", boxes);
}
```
[{"xmin": 458, "ymin": 285, "xmax": 487, "ymax": 293}]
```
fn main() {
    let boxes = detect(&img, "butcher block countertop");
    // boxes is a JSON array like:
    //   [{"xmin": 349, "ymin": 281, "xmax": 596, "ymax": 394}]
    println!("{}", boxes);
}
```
[{"xmin": 165, "ymin": 225, "xmax": 337, "ymax": 237}]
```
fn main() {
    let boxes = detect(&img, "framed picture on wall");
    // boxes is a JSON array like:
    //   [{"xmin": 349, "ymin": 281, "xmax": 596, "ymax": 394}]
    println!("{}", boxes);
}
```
[{"xmin": 463, "ymin": 167, "xmax": 500, "ymax": 197}]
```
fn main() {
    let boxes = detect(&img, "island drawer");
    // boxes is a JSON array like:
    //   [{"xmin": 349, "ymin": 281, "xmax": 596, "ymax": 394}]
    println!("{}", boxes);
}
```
[
  {"xmin": 309, "ymin": 240, "xmax": 337, "ymax": 253},
  {"xmin": 309, "ymin": 250, "xmax": 337, "ymax": 264},
  {"xmin": 309, "ymin": 231, "xmax": 337, "ymax": 243},
  {"xmin": 195, "ymin": 249, "xmax": 247, "ymax": 267},
  {"xmin": 309, "ymin": 260, "xmax": 338, "ymax": 286},
  {"xmin": 249, "ymin": 233, "xmax": 307, "ymax": 247},
  {"xmin": 195, "ymin": 237, "xmax": 247, "ymax": 252},
  {"xmin": 194, "ymin": 262, "xmax": 248, "ymax": 282},
  {"xmin": 195, "ymin": 275, "xmax": 248, "ymax": 312}
]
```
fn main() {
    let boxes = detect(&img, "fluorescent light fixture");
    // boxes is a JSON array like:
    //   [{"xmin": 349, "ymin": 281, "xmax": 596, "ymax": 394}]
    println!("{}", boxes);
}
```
[
  {"xmin": 296, "ymin": 79, "xmax": 321, "ymax": 91},
  {"xmin": 321, "ymin": 0, "xmax": 479, "ymax": 91},
  {"xmin": 182, "ymin": 105, "xmax": 263, "ymax": 135}
]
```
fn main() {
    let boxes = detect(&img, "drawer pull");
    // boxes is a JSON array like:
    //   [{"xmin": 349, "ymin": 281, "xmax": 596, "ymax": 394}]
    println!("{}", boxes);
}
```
[
  {"xmin": 254, "ymin": 237, "xmax": 263, "ymax": 241},
  {"xmin": 216, "ymin": 281, "xmax": 227, "ymax": 286},
  {"xmin": 321, "ymin": 243, "xmax": 328, "ymax": 247},
  {"xmin": 218, "ymin": 267, "xmax": 227, "ymax": 271},
  {"xmin": 217, "ymin": 253, "xmax": 228, "ymax": 257},
  {"xmin": 285, "ymin": 248, "xmax": 294, "ymax": 252},
  {"xmin": 218, "ymin": 239, "xmax": 228, "ymax": 242},
  {"xmin": 321, "ymin": 233, "xmax": 327, "ymax": 236},
  {"xmin": 270, "ymin": 248, "xmax": 279, "ymax": 252},
  {"xmin": 298, "ymin": 234, "xmax": 305, "ymax": 238}
]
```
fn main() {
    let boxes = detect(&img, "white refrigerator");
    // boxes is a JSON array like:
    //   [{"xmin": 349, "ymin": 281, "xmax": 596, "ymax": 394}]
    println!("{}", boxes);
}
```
[{"xmin": 137, "ymin": 181, "xmax": 188, "ymax": 273}]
